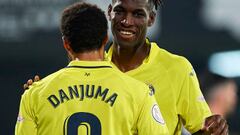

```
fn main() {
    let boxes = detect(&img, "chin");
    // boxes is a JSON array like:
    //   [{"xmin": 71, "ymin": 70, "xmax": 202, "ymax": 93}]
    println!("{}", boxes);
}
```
[{"xmin": 117, "ymin": 40, "xmax": 138, "ymax": 48}]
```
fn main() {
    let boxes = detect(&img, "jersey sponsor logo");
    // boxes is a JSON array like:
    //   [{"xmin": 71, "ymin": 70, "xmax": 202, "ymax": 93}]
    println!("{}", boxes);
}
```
[
  {"xmin": 17, "ymin": 114, "xmax": 24, "ymax": 122},
  {"xmin": 47, "ymin": 84, "xmax": 118, "ymax": 108},
  {"xmin": 151, "ymin": 104, "xmax": 165, "ymax": 124}
]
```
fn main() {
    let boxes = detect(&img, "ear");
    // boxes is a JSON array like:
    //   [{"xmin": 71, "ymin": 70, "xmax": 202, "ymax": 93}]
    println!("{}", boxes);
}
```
[
  {"xmin": 102, "ymin": 35, "xmax": 109, "ymax": 46},
  {"xmin": 98, "ymin": 35, "xmax": 109, "ymax": 57},
  {"xmin": 148, "ymin": 11, "xmax": 156, "ymax": 27},
  {"xmin": 108, "ymin": 4, "xmax": 113, "ymax": 21},
  {"xmin": 62, "ymin": 36, "xmax": 72, "ymax": 52}
]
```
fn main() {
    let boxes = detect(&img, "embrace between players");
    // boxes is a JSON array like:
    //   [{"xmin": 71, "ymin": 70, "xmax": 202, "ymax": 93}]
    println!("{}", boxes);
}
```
[{"xmin": 15, "ymin": 0, "xmax": 228, "ymax": 135}]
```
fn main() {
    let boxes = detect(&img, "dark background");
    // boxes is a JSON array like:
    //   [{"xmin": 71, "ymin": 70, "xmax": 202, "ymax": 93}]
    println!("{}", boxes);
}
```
[{"xmin": 0, "ymin": 0, "xmax": 239, "ymax": 134}]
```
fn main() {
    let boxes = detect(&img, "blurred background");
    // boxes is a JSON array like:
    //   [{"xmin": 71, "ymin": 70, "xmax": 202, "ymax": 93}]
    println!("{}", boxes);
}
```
[{"xmin": 0, "ymin": 0, "xmax": 239, "ymax": 134}]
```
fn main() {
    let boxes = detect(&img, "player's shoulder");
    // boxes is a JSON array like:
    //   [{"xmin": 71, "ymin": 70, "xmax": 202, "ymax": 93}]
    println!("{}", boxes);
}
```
[
  {"xmin": 111, "ymin": 68, "xmax": 150, "ymax": 96},
  {"xmin": 112, "ymin": 68, "xmax": 149, "ymax": 88},
  {"xmin": 23, "ymin": 69, "xmax": 64, "ymax": 97},
  {"xmin": 151, "ymin": 42, "xmax": 193, "ymax": 72}
]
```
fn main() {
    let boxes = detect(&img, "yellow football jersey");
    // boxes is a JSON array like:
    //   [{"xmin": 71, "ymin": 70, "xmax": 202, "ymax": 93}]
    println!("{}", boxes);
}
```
[
  {"xmin": 15, "ymin": 60, "xmax": 169, "ymax": 135},
  {"xmin": 106, "ymin": 39, "xmax": 212, "ymax": 135}
]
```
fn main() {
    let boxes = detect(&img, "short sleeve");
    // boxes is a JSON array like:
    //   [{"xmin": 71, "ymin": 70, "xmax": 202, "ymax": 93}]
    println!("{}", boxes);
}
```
[
  {"xmin": 15, "ymin": 91, "xmax": 37, "ymax": 135},
  {"xmin": 137, "ymin": 86, "xmax": 169, "ymax": 135},
  {"xmin": 177, "ymin": 59, "xmax": 212, "ymax": 133}
]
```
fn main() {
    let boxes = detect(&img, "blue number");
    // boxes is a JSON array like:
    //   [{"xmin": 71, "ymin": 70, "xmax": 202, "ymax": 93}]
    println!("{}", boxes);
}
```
[{"xmin": 64, "ymin": 112, "xmax": 101, "ymax": 135}]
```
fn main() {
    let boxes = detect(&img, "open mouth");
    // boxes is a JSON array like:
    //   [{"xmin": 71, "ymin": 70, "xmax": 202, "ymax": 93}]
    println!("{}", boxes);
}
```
[{"xmin": 118, "ymin": 29, "xmax": 136, "ymax": 39}]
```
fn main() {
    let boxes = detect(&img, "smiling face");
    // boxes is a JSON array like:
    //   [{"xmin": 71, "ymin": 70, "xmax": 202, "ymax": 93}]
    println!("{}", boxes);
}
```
[{"xmin": 108, "ymin": 0, "xmax": 155, "ymax": 48}]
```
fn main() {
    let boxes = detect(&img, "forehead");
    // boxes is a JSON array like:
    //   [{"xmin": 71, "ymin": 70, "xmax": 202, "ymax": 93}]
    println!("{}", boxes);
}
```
[{"xmin": 113, "ymin": 0, "xmax": 150, "ymax": 10}]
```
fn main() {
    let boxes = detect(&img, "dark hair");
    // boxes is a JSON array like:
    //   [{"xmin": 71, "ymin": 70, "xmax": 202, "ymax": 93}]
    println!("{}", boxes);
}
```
[
  {"xmin": 112, "ymin": 0, "xmax": 163, "ymax": 11},
  {"xmin": 60, "ymin": 2, "xmax": 108, "ymax": 53},
  {"xmin": 149, "ymin": 0, "xmax": 163, "ymax": 10}
]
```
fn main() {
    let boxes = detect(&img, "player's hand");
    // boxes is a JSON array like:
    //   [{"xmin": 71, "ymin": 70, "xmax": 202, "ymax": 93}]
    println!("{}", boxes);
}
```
[
  {"xmin": 23, "ymin": 75, "xmax": 40, "ymax": 90},
  {"xmin": 201, "ymin": 114, "xmax": 228, "ymax": 135}
]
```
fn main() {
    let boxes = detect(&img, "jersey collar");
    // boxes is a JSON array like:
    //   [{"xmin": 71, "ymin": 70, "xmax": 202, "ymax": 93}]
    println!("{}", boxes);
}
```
[
  {"xmin": 66, "ymin": 60, "xmax": 112, "ymax": 69},
  {"xmin": 106, "ymin": 38, "xmax": 158, "ymax": 66}
]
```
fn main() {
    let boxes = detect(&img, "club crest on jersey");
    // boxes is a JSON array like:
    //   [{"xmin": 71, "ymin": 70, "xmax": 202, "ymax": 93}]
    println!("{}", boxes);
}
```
[
  {"xmin": 152, "ymin": 104, "xmax": 165, "ymax": 124},
  {"xmin": 146, "ymin": 83, "xmax": 155, "ymax": 96}
]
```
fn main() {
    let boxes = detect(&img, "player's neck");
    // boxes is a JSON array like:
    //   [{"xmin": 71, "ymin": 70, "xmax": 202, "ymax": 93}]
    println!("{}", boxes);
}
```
[
  {"xmin": 111, "ymin": 41, "xmax": 150, "ymax": 72},
  {"xmin": 73, "ymin": 50, "xmax": 104, "ymax": 61}
]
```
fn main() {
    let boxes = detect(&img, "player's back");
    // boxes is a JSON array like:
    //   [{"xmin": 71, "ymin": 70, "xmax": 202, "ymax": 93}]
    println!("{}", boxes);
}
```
[{"xmin": 15, "ymin": 61, "xmax": 168, "ymax": 135}]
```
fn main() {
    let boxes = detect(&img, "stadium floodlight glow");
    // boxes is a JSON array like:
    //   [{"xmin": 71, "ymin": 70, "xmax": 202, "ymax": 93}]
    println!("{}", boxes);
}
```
[{"xmin": 208, "ymin": 50, "xmax": 240, "ymax": 78}]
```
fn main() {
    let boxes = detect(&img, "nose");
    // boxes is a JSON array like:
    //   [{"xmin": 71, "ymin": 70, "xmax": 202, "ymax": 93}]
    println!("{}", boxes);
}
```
[{"xmin": 121, "ymin": 14, "xmax": 134, "ymax": 27}]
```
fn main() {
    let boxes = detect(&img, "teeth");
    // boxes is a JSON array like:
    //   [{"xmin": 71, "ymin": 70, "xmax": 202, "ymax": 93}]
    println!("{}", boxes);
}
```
[{"xmin": 120, "ymin": 31, "xmax": 134, "ymax": 35}]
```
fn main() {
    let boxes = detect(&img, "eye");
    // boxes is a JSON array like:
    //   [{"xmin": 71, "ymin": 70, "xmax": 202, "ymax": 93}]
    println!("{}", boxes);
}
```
[
  {"xmin": 133, "ymin": 11, "xmax": 146, "ymax": 18},
  {"xmin": 113, "ymin": 8, "xmax": 124, "ymax": 15}
]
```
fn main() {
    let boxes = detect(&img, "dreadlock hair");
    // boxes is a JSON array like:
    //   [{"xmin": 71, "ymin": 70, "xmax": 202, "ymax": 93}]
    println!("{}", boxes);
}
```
[
  {"xmin": 112, "ymin": 0, "xmax": 163, "ymax": 11},
  {"xmin": 149, "ymin": 0, "xmax": 163, "ymax": 10}
]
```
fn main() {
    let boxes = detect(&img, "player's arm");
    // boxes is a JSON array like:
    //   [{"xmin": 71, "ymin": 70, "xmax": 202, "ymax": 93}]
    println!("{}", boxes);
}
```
[
  {"xmin": 137, "ymin": 87, "xmax": 169, "ymax": 135},
  {"xmin": 177, "ymin": 58, "xmax": 228, "ymax": 135},
  {"xmin": 15, "ymin": 91, "xmax": 37, "ymax": 135},
  {"xmin": 192, "ymin": 115, "xmax": 228, "ymax": 135},
  {"xmin": 23, "ymin": 75, "xmax": 40, "ymax": 90}
]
